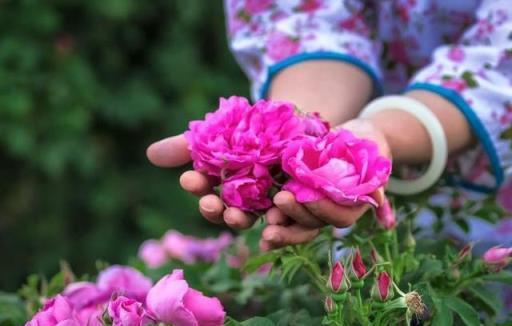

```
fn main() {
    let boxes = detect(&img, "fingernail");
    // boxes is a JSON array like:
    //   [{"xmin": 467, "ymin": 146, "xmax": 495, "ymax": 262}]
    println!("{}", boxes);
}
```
[{"xmin": 201, "ymin": 204, "xmax": 216, "ymax": 213}]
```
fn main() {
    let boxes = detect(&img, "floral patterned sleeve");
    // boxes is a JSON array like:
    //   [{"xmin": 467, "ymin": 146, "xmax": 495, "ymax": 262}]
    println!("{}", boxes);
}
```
[
  {"xmin": 409, "ymin": 0, "xmax": 512, "ymax": 193},
  {"xmin": 224, "ymin": 0, "xmax": 382, "ymax": 100}
]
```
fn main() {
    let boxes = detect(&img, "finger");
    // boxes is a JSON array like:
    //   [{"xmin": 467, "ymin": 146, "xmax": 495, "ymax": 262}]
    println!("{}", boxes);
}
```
[
  {"xmin": 259, "ymin": 239, "xmax": 272, "ymax": 252},
  {"xmin": 147, "ymin": 134, "xmax": 191, "ymax": 167},
  {"xmin": 304, "ymin": 199, "xmax": 369, "ymax": 228},
  {"xmin": 262, "ymin": 224, "xmax": 320, "ymax": 248},
  {"xmin": 198, "ymin": 194, "xmax": 224, "ymax": 224},
  {"xmin": 266, "ymin": 207, "xmax": 290, "ymax": 225},
  {"xmin": 371, "ymin": 188, "xmax": 385, "ymax": 207},
  {"xmin": 179, "ymin": 170, "xmax": 216, "ymax": 196},
  {"xmin": 274, "ymin": 191, "xmax": 325, "ymax": 228},
  {"xmin": 223, "ymin": 207, "xmax": 257, "ymax": 229}
]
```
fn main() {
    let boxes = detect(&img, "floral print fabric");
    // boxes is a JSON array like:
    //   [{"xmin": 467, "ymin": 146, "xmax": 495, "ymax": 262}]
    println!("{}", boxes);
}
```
[{"xmin": 224, "ymin": 0, "xmax": 512, "ymax": 204}]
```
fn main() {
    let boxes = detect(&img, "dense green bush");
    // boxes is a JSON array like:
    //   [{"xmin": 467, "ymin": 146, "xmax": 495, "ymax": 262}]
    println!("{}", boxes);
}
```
[{"xmin": 0, "ymin": 0, "xmax": 248, "ymax": 290}]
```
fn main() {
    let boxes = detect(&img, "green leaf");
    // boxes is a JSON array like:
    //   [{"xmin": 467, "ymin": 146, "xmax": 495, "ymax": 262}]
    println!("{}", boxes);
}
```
[
  {"xmin": 445, "ymin": 296, "xmax": 480, "ymax": 326},
  {"xmin": 468, "ymin": 283, "xmax": 502, "ymax": 315},
  {"xmin": 432, "ymin": 294, "xmax": 453, "ymax": 326},
  {"xmin": 244, "ymin": 252, "xmax": 279, "ymax": 273},
  {"xmin": 0, "ymin": 292, "xmax": 27, "ymax": 325},
  {"xmin": 480, "ymin": 270, "xmax": 512, "ymax": 285},
  {"xmin": 238, "ymin": 317, "xmax": 276, "ymax": 326}
]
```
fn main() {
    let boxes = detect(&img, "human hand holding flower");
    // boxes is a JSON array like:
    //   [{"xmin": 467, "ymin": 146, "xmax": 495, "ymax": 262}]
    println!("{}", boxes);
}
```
[{"xmin": 261, "ymin": 118, "xmax": 392, "ymax": 250}]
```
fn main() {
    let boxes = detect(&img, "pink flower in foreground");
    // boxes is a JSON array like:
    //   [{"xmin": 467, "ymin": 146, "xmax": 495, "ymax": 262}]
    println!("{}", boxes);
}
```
[
  {"xmin": 372, "ymin": 272, "xmax": 393, "ymax": 301},
  {"xmin": 146, "ymin": 270, "xmax": 226, "ymax": 326},
  {"xmin": 302, "ymin": 112, "xmax": 330, "ymax": 137},
  {"xmin": 375, "ymin": 197, "xmax": 396, "ymax": 230},
  {"xmin": 482, "ymin": 246, "xmax": 512, "ymax": 271},
  {"xmin": 266, "ymin": 31, "xmax": 300, "ymax": 61},
  {"xmin": 138, "ymin": 239, "xmax": 168, "ymax": 269},
  {"xmin": 185, "ymin": 96, "xmax": 303, "ymax": 177},
  {"xmin": 76, "ymin": 306, "xmax": 103, "ymax": 326},
  {"xmin": 108, "ymin": 296, "xmax": 154, "ymax": 326},
  {"xmin": 25, "ymin": 295, "xmax": 79, "ymax": 326},
  {"xmin": 221, "ymin": 167, "xmax": 273, "ymax": 211},
  {"xmin": 62, "ymin": 282, "xmax": 102, "ymax": 310},
  {"xmin": 97, "ymin": 266, "xmax": 152, "ymax": 302},
  {"xmin": 282, "ymin": 130, "xmax": 391, "ymax": 206}
]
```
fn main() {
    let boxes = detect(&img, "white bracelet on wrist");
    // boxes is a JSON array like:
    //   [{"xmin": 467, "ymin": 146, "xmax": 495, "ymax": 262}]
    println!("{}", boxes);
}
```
[{"xmin": 359, "ymin": 95, "xmax": 448, "ymax": 195}]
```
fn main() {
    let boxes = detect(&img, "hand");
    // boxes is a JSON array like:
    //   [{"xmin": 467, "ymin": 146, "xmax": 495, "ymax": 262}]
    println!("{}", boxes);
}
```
[
  {"xmin": 260, "ymin": 119, "xmax": 391, "ymax": 251},
  {"xmin": 146, "ymin": 135, "xmax": 259, "ymax": 229}
]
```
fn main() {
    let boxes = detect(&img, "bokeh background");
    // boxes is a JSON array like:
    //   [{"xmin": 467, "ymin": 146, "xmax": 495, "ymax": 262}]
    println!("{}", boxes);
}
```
[{"xmin": 0, "ymin": 0, "xmax": 248, "ymax": 290}]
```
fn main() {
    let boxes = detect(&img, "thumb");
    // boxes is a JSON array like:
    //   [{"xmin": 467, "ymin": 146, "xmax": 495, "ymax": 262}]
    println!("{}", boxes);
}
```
[{"xmin": 146, "ymin": 134, "xmax": 191, "ymax": 167}]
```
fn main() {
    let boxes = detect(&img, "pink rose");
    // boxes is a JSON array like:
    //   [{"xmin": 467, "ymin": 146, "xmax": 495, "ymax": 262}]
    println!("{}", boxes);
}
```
[
  {"xmin": 266, "ymin": 32, "xmax": 300, "ymax": 61},
  {"xmin": 372, "ymin": 272, "xmax": 392, "ymax": 301},
  {"xmin": 25, "ymin": 295, "xmax": 79, "ymax": 326},
  {"xmin": 244, "ymin": 0, "xmax": 273, "ymax": 14},
  {"xmin": 138, "ymin": 240, "xmax": 168, "ymax": 269},
  {"xmin": 482, "ymin": 246, "xmax": 512, "ymax": 271},
  {"xmin": 185, "ymin": 96, "xmax": 303, "ymax": 177},
  {"xmin": 97, "ymin": 266, "xmax": 152, "ymax": 302},
  {"xmin": 108, "ymin": 296, "xmax": 154, "ymax": 326},
  {"xmin": 146, "ymin": 270, "xmax": 226, "ymax": 326},
  {"xmin": 282, "ymin": 130, "xmax": 391, "ymax": 206},
  {"xmin": 302, "ymin": 112, "xmax": 330, "ymax": 137},
  {"xmin": 62, "ymin": 282, "xmax": 102, "ymax": 310},
  {"xmin": 162, "ymin": 231, "xmax": 198, "ymax": 264},
  {"xmin": 447, "ymin": 47, "xmax": 465, "ymax": 62},
  {"xmin": 221, "ymin": 166, "xmax": 273, "ymax": 211},
  {"xmin": 197, "ymin": 232, "xmax": 234, "ymax": 262},
  {"xmin": 76, "ymin": 306, "xmax": 103, "ymax": 326}
]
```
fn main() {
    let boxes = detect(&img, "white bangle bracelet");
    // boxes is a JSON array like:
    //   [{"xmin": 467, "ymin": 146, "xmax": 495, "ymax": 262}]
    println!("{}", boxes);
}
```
[{"xmin": 359, "ymin": 96, "xmax": 448, "ymax": 195}]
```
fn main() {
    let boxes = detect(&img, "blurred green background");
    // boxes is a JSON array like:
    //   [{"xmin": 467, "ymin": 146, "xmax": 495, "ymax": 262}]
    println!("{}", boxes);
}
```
[{"xmin": 0, "ymin": 0, "xmax": 248, "ymax": 290}]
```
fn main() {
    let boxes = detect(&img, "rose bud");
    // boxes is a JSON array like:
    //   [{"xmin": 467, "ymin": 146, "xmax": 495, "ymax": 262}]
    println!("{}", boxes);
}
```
[
  {"xmin": 324, "ymin": 296, "xmax": 335, "ymax": 314},
  {"xmin": 371, "ymin": 272, "xmax": 393, "ymax": 301},
  {"xmin": 455, "ymin": 243, "xmax": 474, "ymax": 264},
  {"xmin": 351, "ymin": 249, "xmax": 367, "ymax": 280},
  {"xmin": 375, "ymin": 197, "xmax": 396, "ymax": 230},
  {"xmin": 482, "ymin": 246, "xmax": 512, "ymax": 271},
  {"xmin": 328, "ymin": 261, "xmax": 350, "ymax": 293}
]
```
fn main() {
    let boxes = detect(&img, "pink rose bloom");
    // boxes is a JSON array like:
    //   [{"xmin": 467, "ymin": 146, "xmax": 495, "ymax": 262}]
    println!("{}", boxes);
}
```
[
  {"xmin": 302, "ymin": 112, "xmax": 330, "ymax": 137},
  {"xmin": 198, "ymin": 232, "xmax": 234, "ymax": 262},
  {"xmin": 482, "ymin": 246, "xmax": 512, "ymax": 270},
  {"xmin": 221, "ymin": 166, "xmax": 273, "ymax": 211},
  {"xmin": 245, "ymin": 0, "xmax": 272, "ymax": 14},
  {"xmin": 447, "ymin": 47, "xmax": 465, "ymax": 62},
  {"xmin": 25, "ymin": 295, "xmax": 79, "ymax": 326},
  {"xmin": 138, "ymin": 240, "xmax": 168, "ymax": 269},
  {"xmin": 108, "ymin": 296, "xmax": 154, "ymax": 326},
  {"xmin": 162, "ymin": 231, "xmax": 197, "ymax": 264},
  {"xmin": 375, "ymin": 197, "xmax": 396, "ymax": 229},
  {"xmin": 185, "ymin": 96, "xmax": 303, "ymax": 177},
  {"xmin": 62, "ymin": 282, "xmax": 102, "ymax": 310},
  {"xmin": 497, "ymin": 180, "xmax": 512, "ymax": 213},
  {"xmin": 146, "ymin": 270, "xmax": 226, "ymax": 326},
  {"xmin": 76, "ymin": 306, "xmax": 103, "ymax": 326},
  {"xmin": 266, "ymin": 32, "xmax": 300, "ymax": 61},
  {"xmin": 282, "ymin": 130, "xmax": 391, "ymax": 206},
  {"xmin": 97, "ymin": 266, "xmax": 152, "ymax": 302}
]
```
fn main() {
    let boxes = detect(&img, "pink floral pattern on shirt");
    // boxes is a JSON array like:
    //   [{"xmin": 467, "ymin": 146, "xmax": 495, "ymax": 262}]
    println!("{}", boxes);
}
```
[{"xmin": 225, "ymin": 0, "xmax": 512, "ymax": 241}]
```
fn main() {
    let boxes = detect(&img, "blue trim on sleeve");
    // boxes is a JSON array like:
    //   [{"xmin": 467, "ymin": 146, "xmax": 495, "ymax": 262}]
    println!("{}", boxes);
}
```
[
  {"xmin": 259, "ymin": 51, "xmax": 383, "ymax": 99},
  {"xmin": 406, "ymin": 82, "xmax": 504, "ymax": 193}
]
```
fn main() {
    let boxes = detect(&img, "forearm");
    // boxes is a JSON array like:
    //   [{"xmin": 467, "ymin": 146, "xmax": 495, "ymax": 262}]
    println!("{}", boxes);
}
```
[
  {"xmin": 366, "ymin": 90, "xmax": 476, "ymax": 165},
  {"xmin": 268, "ymin": 60, "xmax": 373, "ymax": 126}
]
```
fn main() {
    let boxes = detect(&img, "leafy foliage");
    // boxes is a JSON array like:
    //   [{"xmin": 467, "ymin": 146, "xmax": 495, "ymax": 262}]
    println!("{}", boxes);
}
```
[{"xmin": 0, "ymin": 0, "xmax": 248, "ymax": 290}]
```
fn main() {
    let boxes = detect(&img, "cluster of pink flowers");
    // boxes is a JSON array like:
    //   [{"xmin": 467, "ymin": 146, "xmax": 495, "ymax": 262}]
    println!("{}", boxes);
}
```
[
  {"xmin": 138, "ymin": 230, "xmax": 233, "ymax": 268},
  {"xmin": 26, "ymin": 266, "xmax": 225, "ymax": 326},
  {"xmin": 185, "ymin": 96, "xmax": 391, "ymax": 212}
]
